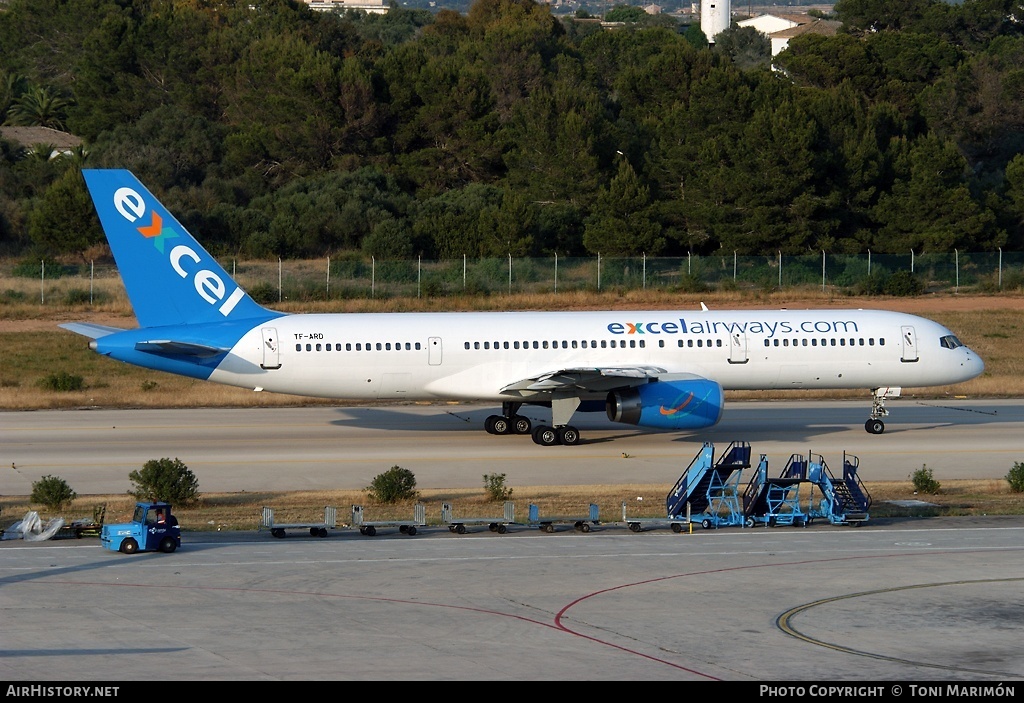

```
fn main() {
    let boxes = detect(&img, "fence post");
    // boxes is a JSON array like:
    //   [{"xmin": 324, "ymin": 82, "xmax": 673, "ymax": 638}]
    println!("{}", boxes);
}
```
[
  {"xmin": 278, "ymin": 257, "xmax": 282, "ymax": 302},
  {"xmin": 999, "ymin": 247, "xmax": 1002, "ymax": 289},
  {"xmin": 90, "ymin": 260, "xmax": 94, "ymax": 305},
  {"xmin": 911, "ymin": 249, "xmax": 914, "ymax": 273},
  {"xmin": 554, "ymin": 253, "xmax": 558, "ymax": 293},
  {"xmin": 821, "ymin": 250, "xmax": 825, "ymax": 292},
  {"xmin": 955, "ymin": 248, "xmax": 959, "ymax": 293},
  {"xmin": 326, "ymin": 257, "xmax": 330, "ymax": 298},
  {"xmin": 418, "ymin": 256, "xmax": 421, "ymax": 298},
  {"xmin": 778, "ymin": 251, "xmax": 782, "ymax": 289},
  {"xmin": 463, "ymin": 254, "xmax": 466, "ymax": 290},
  {"xmin": 371, "ymin": 256, "xmax": 375, "ymax": 298},
  {"xmin": 868, "ymin": 249, "xmax": 871, "ymax": 277},
  {"xmin": 40, "ymin": 259, "xmax": 44, "ymax": 304},
  {"xmin": 598, "ymin": 253, "xmax": 601, "ymax": 290},
  {"xmin": 733, "ymin": 251, "xmax": 737, "ymax": 282},
  {"xmin": 508, "ymin": 253, "xmax": 512, "ymax": 294},
  {"xmin": 642, "ymin": 252, "xmax": 646, "ymax": 289}
]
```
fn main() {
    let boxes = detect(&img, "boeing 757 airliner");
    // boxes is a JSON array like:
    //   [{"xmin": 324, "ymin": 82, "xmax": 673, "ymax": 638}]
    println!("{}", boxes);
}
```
[{"xmin": 61, "ymin": 169, "xmax": 985, "ymax": 446}]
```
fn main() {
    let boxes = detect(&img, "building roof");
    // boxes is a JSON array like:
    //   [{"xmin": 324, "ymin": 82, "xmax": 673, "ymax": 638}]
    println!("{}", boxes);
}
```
[
  {"xmin": 772, "ymin": 18, "xmax": 842, "ymax": 39},
  {"xmin": 0, "ymin": 125, "xmax": 83, "ymax": 150}
]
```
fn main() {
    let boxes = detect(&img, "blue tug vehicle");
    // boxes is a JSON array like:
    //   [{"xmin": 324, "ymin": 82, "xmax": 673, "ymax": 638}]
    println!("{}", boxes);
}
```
[{"xmin": 101, "ymin": 501, "xmax": 180, "ymax": 554}]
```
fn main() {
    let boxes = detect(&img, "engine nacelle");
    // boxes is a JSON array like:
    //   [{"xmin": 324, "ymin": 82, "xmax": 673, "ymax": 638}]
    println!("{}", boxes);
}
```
[{"xmin": 606, "ymin": 379, "xmax": 725, "ymax": 430}]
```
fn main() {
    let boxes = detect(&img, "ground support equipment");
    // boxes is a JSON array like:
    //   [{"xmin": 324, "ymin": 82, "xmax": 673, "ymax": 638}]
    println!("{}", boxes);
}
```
[
  {"xmin": 441, "ymin": 501, "xmax": 516, "ymax": 534},
  {"xmin": 260, "ymin": 506, "xmax": 340, "ymax": 538},
  {"xmin": 58, "ymin": 504, "xmax": 106, "ymax": 539},
  {"xmin": 620, "ymin": 501, "xmax": 690, "ymax": 533},
  {"xmin": 528, "ymin": 503, "xmax": 599, "ymax": 533},
  {"xmin": 797, "ymin": 452, "xmax": 872, "ymax": 526},
  {"xmin": 351, "ymin": 503, "xmax": 427, "ymax": 536}
]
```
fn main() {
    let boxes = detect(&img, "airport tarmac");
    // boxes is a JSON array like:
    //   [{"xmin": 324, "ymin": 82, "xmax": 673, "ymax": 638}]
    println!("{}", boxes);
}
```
[
  {"xmin": 1, "ymin": 515, "xmax": 1023, "ymax": 682},
  {"xmin": 2, "ymin": 398, "xmax": 1023, "ymax": 495}
]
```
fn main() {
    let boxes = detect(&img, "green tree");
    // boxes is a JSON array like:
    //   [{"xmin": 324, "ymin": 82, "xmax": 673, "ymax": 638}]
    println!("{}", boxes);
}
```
[
  {"xmin": 366, "ymin": 465, "xmax": 418, "ymax": 503},
  {"xmin": 5, "ymin": 85, "xmax": 73, "ymax": 129},
  {"xmin": 31, "ymin": 475, "xmax": 77, "ymax": 511},
  {"xmin": 128, "ymin": 457, "xmax": 200, "ymax": 505},
  {"xmin": 711, "ymin": 26, "xmax": 770, "ymax": 71},
  {"xmin": 27, "ymin": 169, "xmax": 103, "ymax": 259},
  {"xmin": 583, "ymin": 157, "xmax": 663, "ymax": 255}
]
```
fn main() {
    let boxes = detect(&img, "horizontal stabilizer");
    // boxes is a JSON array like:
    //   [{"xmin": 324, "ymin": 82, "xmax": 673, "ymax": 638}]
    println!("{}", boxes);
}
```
[
  {"xmin": 134, "ymin": 340, "xmax": 230, "ymax": 358},
  {"xmin": 58, "ymin": 322, "xmax": 127, "ymax": 339}
]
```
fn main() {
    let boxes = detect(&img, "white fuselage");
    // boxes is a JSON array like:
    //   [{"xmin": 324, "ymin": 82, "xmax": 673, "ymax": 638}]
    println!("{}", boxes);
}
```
[{"xmin": 210, "ymin": 309, "xmax": 983, "ymax": 402}]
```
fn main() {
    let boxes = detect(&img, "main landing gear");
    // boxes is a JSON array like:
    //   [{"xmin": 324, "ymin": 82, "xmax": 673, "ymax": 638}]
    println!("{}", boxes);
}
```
[
  {"xmin": 483, "ymin": 401, "xmax": 581, "ymax": 446},
  {"xmin": 484, "ymin": 401, "xmax": 532, "ymax": 436}
]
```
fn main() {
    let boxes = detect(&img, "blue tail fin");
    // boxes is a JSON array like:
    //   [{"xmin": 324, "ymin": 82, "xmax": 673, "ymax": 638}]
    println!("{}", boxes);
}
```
[{"xmin": 83, "ymin": 169, "xmax": 271, "ymax": 328}]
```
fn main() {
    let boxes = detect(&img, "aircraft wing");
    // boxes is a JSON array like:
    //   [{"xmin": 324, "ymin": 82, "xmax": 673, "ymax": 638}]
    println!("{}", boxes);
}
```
[
  {"xmin": 500, "ymin": 366, "xmax": 668, "ymax": 394},
  {"xmin": 58, "ymin": 322, "xmax": 126, "ymax": 339}
]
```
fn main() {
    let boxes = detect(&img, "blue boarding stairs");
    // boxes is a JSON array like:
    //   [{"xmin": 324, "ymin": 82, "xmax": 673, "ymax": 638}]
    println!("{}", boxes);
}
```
[
  {"xmin": 666, "ymin": 441, "xmax": 752, "ymax": 529},
  {"xmin": 784, "ymin": 451, "xmax": 872, "ymax": 526}
]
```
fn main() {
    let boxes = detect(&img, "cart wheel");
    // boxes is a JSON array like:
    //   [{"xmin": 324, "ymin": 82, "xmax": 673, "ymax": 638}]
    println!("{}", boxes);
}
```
[
  {"xmin": 744, "ymin": 517, "xmax": 755, "ymax": 528},
  {"xmin": 120, "ymin": 538, "xmax": 139, "ymax": 554},
  {"xmin": 75, "ymin": 529, "xmax": 84, "ymax": 539},
  {"xmin": 159, "ymin": 536, "xmax": 177, "ymax": 553},
  {"xmin": 670, "ymin": 523, "xmax": 683, "ymax": 533},
  {"xmin": 399, "ymin": 525, "xmax": 409, "ymax": 534},
  {"xmin": 407, "ymin": 526, "xmax": 417, "ymax": 536},
  {"xmin": 701, "ymin": 518, "xmax": 713, "ymax": 530},
  {"xmin": 497, "ymin": 524, "xmax": 507, "ymax": 534},
  {"xmin": 271, "ymin": 529, "xmax": 285, "ymax": 538},
  {"xmin": 455, "ymin": 524, "xmax": 466, "ymax": 534},
  {"xmin": 318, "ymin": 528, "xmax": 328, "ymax": 538},
  {"xmin": 544, "ymin": 524, "xmax": 555, "ymax": 533},
  {"xmin": 793, "ymin": 517, "xmax": 804, "ymax": 528},
  {"xmin": 768, "ymin": 517, "xmax": 777, "ymax": 527},
  {"xmin": 309, "ymin": 527, "xmax": 318, "ymax": 537},
  {"xmin": 365, "ymin": 526, "xmax": 376, "ymax": 537},
  {"xmin": 580, "ymin": 523, "xmax": 591, "ymax": 533},
  {"xmin": 629, "ymin": 523, "xmax": 642, "ymax": 533},
  {"xmin": 448, "ymin": 526, "xmax": 457, "ymax": 533}
]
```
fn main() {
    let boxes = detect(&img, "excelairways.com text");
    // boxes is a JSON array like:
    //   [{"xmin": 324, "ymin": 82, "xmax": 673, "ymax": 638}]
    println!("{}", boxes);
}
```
[{"xmin": 607, "ymin": 318, "xmax": 860, "ymax": 339}]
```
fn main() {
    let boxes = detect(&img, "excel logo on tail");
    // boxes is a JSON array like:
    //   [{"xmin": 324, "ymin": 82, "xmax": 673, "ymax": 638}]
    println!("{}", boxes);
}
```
[{"xmin": 113, "ymin": 186, "xmax": 245, "ymax": 317}]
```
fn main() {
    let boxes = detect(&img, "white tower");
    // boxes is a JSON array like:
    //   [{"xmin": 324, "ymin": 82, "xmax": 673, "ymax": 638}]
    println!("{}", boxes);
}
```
[{"xmin": 700, "ymin": 0, "xmax": 731, "ymax": 44}]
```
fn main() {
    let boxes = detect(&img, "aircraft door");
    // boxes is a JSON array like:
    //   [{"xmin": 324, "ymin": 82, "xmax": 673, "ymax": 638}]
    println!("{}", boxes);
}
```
[
  {"xmin": 261, "ymin": 327, "xmax": 281, "ymax": 369},
  {"xmin": 900, "ymin": 325, "xmax": 919, "ymax": 362},
  {"xmin": 428, "ymin": 337, "xmax": 442, "ymax": 365},
  {"xmin": 728, "ymin": 332, "xmax": 748, "ymax": 364}
]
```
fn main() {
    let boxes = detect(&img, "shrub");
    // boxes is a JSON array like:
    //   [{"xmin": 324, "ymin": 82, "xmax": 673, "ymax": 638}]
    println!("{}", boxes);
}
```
[
  {"xmin": 883, "ymin": 270, "xmax": 924, "ymax": 296},
  {"xmin": 910, "ymin": 465, "xmax": 941, "ymax": 494},
  {"xmin": 129, "ymin": 457, "xmax": 200, "ymax": 505},
  {"xmin": 31, "ymin": 475, "xmax": 77, "ymax": 511},
  {"xmin": 366, "ymin": 465, "xmax": 418, "ymax": 504},
  {"xmin": 483, "ymin": 473, "xmax": 512, "ymax": 501},
  {"xmin": 1006, "ymin": 462, "xmax": 1024, "ymax": 493},
  {"xmin": 37, "ymin": 371, "xmax": 84, "ymax": 391}
]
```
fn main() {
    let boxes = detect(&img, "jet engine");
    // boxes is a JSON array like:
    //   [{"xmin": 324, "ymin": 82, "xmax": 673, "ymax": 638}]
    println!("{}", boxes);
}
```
[{"xmin": 606, "ymin": 378, "xmax": 725, "ymax": 429}]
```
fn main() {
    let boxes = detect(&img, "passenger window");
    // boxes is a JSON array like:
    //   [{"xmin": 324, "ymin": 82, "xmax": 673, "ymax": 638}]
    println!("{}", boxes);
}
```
[
  {"xmin": 869, "ymin": 338, "xmax": 875, "ymax": 346},
  {"xmin": 346, "ymin": 343, "xmax": 352, "ymax": 351},
  {"xmin": 376, "ymin": 343, "xmax": 382, "ymax": 351},
  {"xmin": 764, "ymin": 340, "xmax": 770, "ymax": 347},
  {"xmin": 465, "ymin": 342, "xmax": 470, "ymax": 350},
  {"xmin": 305, "ymin": 344, "xmax": 312, "ymax": 351},
  {"xmin": 543, "ymin": 341, "xmax": 549, "ymax": 349},
  {"xmin": 295, "ymin": 344, "xmax": 301, "ymax": 352},
  {"xmin": 316, "ymin": 343, "xmax": 322, "ymax": 351},
  {"xmin": 630, "ymin": 340, "xmax": 636, "ymax": 348},
  {"xmin": 484, "ymin": 342, "xmax": 490, "ymax": 350},
  {"xmin": 474, "ymin": 342, "xmax": 480, "ymax": 350}
]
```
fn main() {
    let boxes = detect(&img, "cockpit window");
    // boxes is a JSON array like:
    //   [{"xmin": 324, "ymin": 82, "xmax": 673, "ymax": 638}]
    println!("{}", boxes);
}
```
[{"xmin": 940, "ymin": 335, "xmax": 964, "ymax": 349}]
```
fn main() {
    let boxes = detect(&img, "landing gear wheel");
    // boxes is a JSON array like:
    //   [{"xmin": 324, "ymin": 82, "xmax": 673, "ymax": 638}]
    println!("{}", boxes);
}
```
[
  {"xmin": 455, "ymin": 524, "xmax": 466, "ymax": 534},
  {"xmin": 532, "ymin": 426, "xmax": 560, "ymax": 446},
  {"xmin": 271, "ymin": 529, "xmax": 285, "ymax": 539},
  {"xmin": 701, "ymin": 518, "xmax": 713, "ymax": 530},
  {"xmin": 485, "ymin": 415, "xmax": 510, "ymax": 434},
  {"xmin": 159, "ymin": 536, "xmax": 177, "ymax": 553},
  {"xmin": 513, "ymin": 416, "xmax": 532, "ymax": 434},
  {"xmin": 557, "ymin": 426, "xmax": 580, "ymax": 446},
  {"xmin": 629, "ymin": 522, "xmax": 642, "ymax": 533},
  {"xmin": 120, "ymin": 537, "xmax": 139, "ymax": 554},
  {"xmin": 865, "ymin": 418, "xmax": 885, "ymax": 434}
]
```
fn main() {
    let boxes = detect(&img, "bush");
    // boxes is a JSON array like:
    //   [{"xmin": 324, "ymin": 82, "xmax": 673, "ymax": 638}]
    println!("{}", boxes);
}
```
[
  {"xmin": 483, "ymin": 473, "xmax": 512, "ymax": 502},
  {"xmin": 37, "ymin": 371, "xmax": 84, "ymax": 391},
  {"xmin": 910, "ymin": 465, "xmax": 941, "ymax": 494},
  {"xmin": 883, "ymin": 270, "xmax": 924, "ymax": 296},
  {"xmin": 1006, "ymin": 462, "xmax": 1024, "ymax": 493},
  {"xmin": 31, "ymin": 475, "xmax": 77, "ymax": 511},
  {"xmin": 128, "ymin": 457, "xmax": 200, "ymax": 505},
  {"xmin": 366, "ymin": 465, "xmax": 418, "ymax": 504}
]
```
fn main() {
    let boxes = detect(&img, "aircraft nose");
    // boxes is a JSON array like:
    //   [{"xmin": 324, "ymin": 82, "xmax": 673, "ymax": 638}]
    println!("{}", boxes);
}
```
[{"xmin": 965, "ymin": 350, "xmax": 985, "ymax": 378}]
